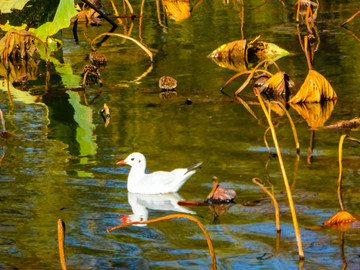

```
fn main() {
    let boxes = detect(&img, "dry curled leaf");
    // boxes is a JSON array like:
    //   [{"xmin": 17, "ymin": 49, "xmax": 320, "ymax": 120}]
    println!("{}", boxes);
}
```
[
  {"xmin": 289, "ymin": 70, "xmax": 337, "ymax": 103},
  {"xmin": 290, "ymin": 100, "xmax": 336, "ymax": 129},
  {"xmin": 162, "ymin": 0, "xmax": 191, "ymax": 21}
]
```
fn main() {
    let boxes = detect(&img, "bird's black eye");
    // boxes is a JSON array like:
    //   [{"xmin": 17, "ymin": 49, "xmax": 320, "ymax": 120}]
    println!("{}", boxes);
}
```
[{"xmin": 131, "ymin": 158, "xmax": 134, "ymax": 161}]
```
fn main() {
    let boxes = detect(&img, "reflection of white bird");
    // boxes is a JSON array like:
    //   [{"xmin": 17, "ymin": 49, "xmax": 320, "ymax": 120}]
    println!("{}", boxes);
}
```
[
  {"xmin": 117, "ymin": 152, "xmax": 202, "ymax": 194},
  {"xmin": 122, "ymin": 192, "xmax": 195, "ymax": 226}
]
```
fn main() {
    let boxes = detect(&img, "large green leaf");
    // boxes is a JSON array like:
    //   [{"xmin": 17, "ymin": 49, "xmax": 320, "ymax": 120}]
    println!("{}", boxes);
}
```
[
  {"xmin": 1, "ymin": 0, "xmax": 77, "ymax": 42},
  {"xmin": 32, "ymin": 0, "xmax": 77, "ymax": 41},
  {"xmin": 0, "ymin": 0, "xmax": 30, "ymax": 13}
]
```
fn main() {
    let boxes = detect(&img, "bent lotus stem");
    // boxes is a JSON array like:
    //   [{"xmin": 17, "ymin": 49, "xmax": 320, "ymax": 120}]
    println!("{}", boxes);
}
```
[
  {"xmin": 337, "ymin": 134, "xmax": 360, "ymax": 211},
  {"xmin": 342, "ymin": 9, "xmax": 360, "ymax": 27},
  {"xmin": 252, "ymin": 177, "xmax": 281, "ymax": 232},
  {"xmin": 269, "ymin": 101, "xmax": 300, "ymax": 154},
  {"xmin": 233, "ymin": 58, "xmax": 281, "ymax": 96},
  {"xmin": 58, "ymin": 219, "xmax": 66, "ymax": 270},
  {"xmin": 107, "ymin": 214, "xmax": 216, "ymax": 269},
  {"xmin": 304, "ymin": 36, "xmax": 313, "ymax": 70},
  {"xmin": 219, "ymin": 58, "xmax": 273, "ymax": 95},
  {"xmin": 255, "ymin": 87, "xmax": 304, "ymax": 260},
  {"xmin": 124, "ymin": 0, "xmax": 134, "ymax": 14},
  {"xmin": 91, "ymin": 33, "xmax": 153, "ymax": 62}
]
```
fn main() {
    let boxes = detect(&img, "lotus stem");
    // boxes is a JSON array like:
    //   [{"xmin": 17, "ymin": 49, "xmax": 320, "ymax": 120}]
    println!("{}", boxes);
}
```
[
  {"xmin": 234, "ymin": 96, "xmax": 259, "ymax": 120},
  {"xmin": 337, "ymin": 134, "xmax": 360, "ymax": 211},
  {"xmin": 307, "ymin": 130, "xmax": 315, "ymax": 164},
  {"xmin": 240, "ymin": 0, "xmax": 244, "ymax": 40},
  {"xmin": 220, "ymin": 66, "xmax": 272, "ymax": 95},
  {"xmin": 342, "ymin": 9, "xmax": 360, "ymax": 27},
  {"xmin": 270, "ymin": 101, "xmax": 300, "ymax": 154},
  {"xmin": 234, "ymin": 62, "xmax": 274, "ymax": 96},
  {"xmin": 252, "ymin": 177, "xmax": 281, "ymax": 232},
  {"xmin": 296, "ymin": 24, "xmax": 305, "ymax": 53},
  {"xmin": 110, "ymin": 0, "xmax": 124, "ymax": 25},
  {"xmin": 338, "ymin": 134, "xmax": 347, "ymax": 211},
  {"xmin": 107, "ymin": 214, "xmax": 216, "ymax": 269},
  {"xmin": 0, "ymin": 109, "xmax": 5, "ymax": 132},
  {"xmin": 304, "ymin": 36, "xmax": 312, "ymax": 70},
  {"xmin": 58, "ymin": 219, "xmax": 66, "ymax": 270},
  {"xmin": 305, "ymin": 5, "xmax": 312, "ymax": 34},
  {"xmin": 263, "ymin": 126, "xmax": 271, "ymax": 154},
  {"xmin": 91, "ymin": 33, "xmax": 153, "ymax": 62},
  {"xmin": 296, "ymin": 0, "xmax": 301, "ymax": 23},
  {"xmin": 124, "ymin": 0, "xmax": 134, "ymax": 15},
  {"xmin": 255, "ymin": 87, "xmax": 304, "ymax": 260}
]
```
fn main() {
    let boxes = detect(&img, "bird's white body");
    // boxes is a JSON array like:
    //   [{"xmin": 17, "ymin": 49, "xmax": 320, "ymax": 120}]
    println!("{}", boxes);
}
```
[
  {"xmin": 117, "ymin": 152, "xmax": 202, "ymax": 194},
  {"xmin": 125, "ymin": 192, "xmax": 195, "ymax": 226}
]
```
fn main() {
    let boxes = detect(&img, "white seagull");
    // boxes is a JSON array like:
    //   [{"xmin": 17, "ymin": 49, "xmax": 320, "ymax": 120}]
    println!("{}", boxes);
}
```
[
  {"xmin": 117, "ymin": 152, "xmax": 202, "ymax": 194},
  {"xmin": 122, "ymin": 192, "xmax": 196, "ymax": 226}
]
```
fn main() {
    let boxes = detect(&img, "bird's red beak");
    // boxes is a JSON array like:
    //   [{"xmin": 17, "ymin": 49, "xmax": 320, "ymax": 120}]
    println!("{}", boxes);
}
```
[{"xmin": 117, "ymin": 160, "xmax": 126, "ymax": 165}]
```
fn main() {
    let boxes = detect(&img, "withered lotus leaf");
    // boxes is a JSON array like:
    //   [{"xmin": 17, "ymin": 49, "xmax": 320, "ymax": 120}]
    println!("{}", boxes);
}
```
[
  {"xmin": 0, "ymin": 29, "xmax": 39, "ymax": 63},
  {"xmin": 327, "ymin": 117, "xmax": 360, "ymax": 130},
  {"xmin": 290, "ymin": 100, "xmax": 336, "ymax": 129},
  {"xmin": 324, "ymin": 210, "xmax": 357, "ymax": 231},
  {"xmin": 208, "ymin": 40, "xmax": 247, "ymax": 61},
  {"xmin": 247, "ymin": 41, "xmax": 289, "ymax": 63},
  {"xmin": 208, "ymin": 40, "xmax": 247, "ymax": 72},
  {"xmin": 289, "ymin": 70, "xmax": 337, "ymax": 103},
  {"xmin": 162, "ymin": 0, "xmax": 191, "ymax": 21}
]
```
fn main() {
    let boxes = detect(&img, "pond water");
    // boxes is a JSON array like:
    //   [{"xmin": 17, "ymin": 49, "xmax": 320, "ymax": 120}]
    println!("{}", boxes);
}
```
[{"xmin": 1, "ymin": 0, "xmax": 360, "ymax": 269}]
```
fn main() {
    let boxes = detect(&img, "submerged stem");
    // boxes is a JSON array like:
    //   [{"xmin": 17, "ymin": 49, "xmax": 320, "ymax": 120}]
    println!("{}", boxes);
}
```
[{"xmin": 255, "ymin": 88, "xmax": 304, "ymax": 260}]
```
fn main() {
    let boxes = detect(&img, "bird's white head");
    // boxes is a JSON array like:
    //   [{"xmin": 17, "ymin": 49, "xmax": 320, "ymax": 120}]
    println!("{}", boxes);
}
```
[{"xmin": 117, "ymin": 152, "xmax": 146, "ymax": 169}]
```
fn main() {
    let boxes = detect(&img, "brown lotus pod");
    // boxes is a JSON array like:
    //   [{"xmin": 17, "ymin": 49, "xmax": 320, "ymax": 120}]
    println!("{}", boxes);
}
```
[
  {"xmin": 159, "ymin": 76, "xmax": 177, "ymax": 91},
  {"xmin": 89, "ymin": 51, "xmax": 107, "ymax": 66}
]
